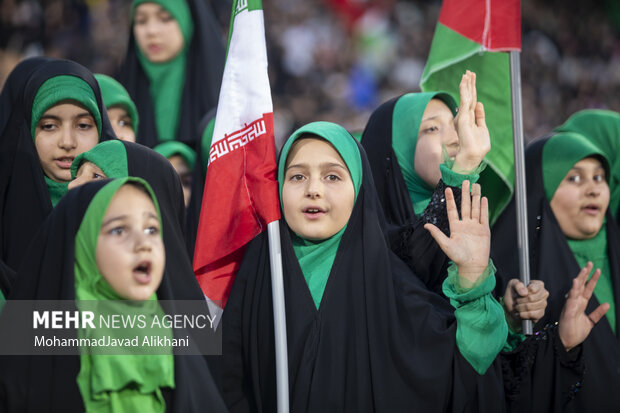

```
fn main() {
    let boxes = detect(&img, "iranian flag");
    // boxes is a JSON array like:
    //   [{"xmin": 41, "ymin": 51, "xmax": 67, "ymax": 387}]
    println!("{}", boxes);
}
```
[
  {"xmin": 193, "ymin": 0, "xmax": 280, "ymax": 309},
  {"xmin": 420, "ymin": 0, "xmax": 521, "ymax": 224}
]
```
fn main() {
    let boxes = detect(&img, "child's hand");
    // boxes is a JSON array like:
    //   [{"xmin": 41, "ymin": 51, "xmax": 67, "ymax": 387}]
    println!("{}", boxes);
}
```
[
  {"xmin": 503, "ymin": 279, "xmax": 549, "ymax": 332},
  {"xmin": 559, "ymin": 262, "xmax": 610, "ymax": 351},
  {"xmin": 453, "ymin": 71, "xmax": 490, "ymax": 174},
  {"xmin": 424, "ymin": 181, "xmax": 490, "ymax": 286}
]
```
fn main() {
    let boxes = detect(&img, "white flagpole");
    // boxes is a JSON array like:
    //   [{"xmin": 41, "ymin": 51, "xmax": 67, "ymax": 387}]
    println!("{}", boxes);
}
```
[
  {"xmin": 267, "ymin": 221, "xmax": 290, "ymax": 412},
  {"xmin": 509, "ymin": 50, "xmax": 533, "ymax": 335}
]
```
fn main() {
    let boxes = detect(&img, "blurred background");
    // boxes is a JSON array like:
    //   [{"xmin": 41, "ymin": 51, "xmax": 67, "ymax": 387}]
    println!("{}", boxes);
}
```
[{"xmin": 1, "ymin": 0, "xmax": 619, "ymax": 143}]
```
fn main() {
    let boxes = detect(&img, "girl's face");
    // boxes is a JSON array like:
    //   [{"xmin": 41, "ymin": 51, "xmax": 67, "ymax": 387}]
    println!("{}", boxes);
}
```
[
  {"xmin": 35, "ymin": 102, "xmax": 99, "ymax": 183},
  {"xmin": 282, "ymin": 138, "xmax": 355, "ymax": 241},
  {"xmin": 68, "ymin": 161, "xmax": 107, "ymax": 190},
  {"xmin": 96, "ymin": 184, "xmax": 165, "ymax": 300},
  {"xmin": 414, "ymin": 99, "xmax": 459, "ymax": 187},
  {"xmin": 107, "ymin": 106, "xmax": 135, "ymax": 142},
  {"xmin": 168, "ymin": 155, "xmax": 192, "ymax": 207},
  {"xmin": 550, "ymin": 157, "xmax": 610, "ymax": 240},
  {"xmin": 133, "ymin": 3, "xmax": 184, "ymax": 63}
]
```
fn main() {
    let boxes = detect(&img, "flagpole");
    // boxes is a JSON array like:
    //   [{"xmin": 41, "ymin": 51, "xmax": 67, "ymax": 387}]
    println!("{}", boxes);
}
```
[
  {"xmin": 267, "ymin": 220, "xmax": 290, "ymax": 412},
  {"xmin": 509, "ymin": 50, "xmax": 533, "ymax": 336}
]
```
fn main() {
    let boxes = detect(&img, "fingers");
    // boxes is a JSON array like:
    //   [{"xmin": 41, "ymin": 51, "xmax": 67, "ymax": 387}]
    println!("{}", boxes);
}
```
[
  {"xmin": 480, "ymin": 197, "xmax": 489, "ymax": 226},
  {"xmin": 471, "ymin": 183, "xmax": 481, "ymax": 222},
  {"xmin": 475, "ymin": 102, "xmax": 486, "ymax": 128},
  {"xmin": 568, "ymin": 262, "xmax": 593, "ymax": 299},
  {"xmin": 469, "ymin": 71, "xmax": 477, "ymax": 107},
  {"xmin": 583, "ymin": 268, "xmax": 601, "ymax": 300},
  {"xmin": 444, "ymin": 187, "xmax": 460, "ymax": 225},
  {"xmin": 460, "ymin": 180, "xmax": 471, "ymax": 220},
  {"xmin": 588, "ymin": 303, "xmax": 610, "ymax": 325},
  {"xmin": 424, "ymin": 223, "xmax": 450, "ymax": 251}
]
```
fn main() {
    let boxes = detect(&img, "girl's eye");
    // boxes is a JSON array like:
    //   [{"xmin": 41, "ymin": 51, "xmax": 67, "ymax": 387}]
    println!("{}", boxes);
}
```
[
  {"xmin": 109, "ymin": 226, "xmax": 125, "ymax": 236},
  {"xmin": 567, "ymin": 175, "xmax": 581, "ymax": 184},
  {"xmin": 119, "ymin": 118, "xmax": 133, "ymax": 128},
  {"xmin": 160, "ymin": 12, "xmax": 174, "ymax": 22},
  {"xmin": 77, "ymin": 121, "xmax": 94, "ymax": 130},
  {"xmin": 594, "ymin": 174, "xmax": 605, "ymax": 183},
  {"xmin": 40, "ymin": 122, "xmax": 56, "ymax": 131},
  {"xmin": 93, "ymin": 173, "xmax": 104, "ymax": 179},
  {"xmin": 325, "ymin": 174, "xmax": 341, "ymax": 182},
  {"xmin": 145, "ymin": 226, "xmax": 160, "ymax": 235},
  {"xmin": 289, "ymin": 174, "xmax": 305, "ymax": 182},
  {"xmin": 423, "ymin": 125, "xmax": 439, "ymax": 134}
]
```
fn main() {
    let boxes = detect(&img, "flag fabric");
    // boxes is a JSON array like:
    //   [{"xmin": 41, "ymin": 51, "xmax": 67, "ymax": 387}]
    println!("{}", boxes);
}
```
[
  {"xmin": 193, "ymin": 0, "xmax": 280, "ymax": 308},
  {"xmin": 420, "ymin": 0, "xmax": 521, "ymax": 225}
]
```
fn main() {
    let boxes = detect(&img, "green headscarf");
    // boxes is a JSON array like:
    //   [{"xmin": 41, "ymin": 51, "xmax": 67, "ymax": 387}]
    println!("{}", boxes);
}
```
[
  {"xmin": 31, "ymin": 75, "xmax": 103, "ymax": 205},
  {"xmin": 542, "ymin": 131, "xmax": 610, "ymax": 201},
  {"xmin": 71, "ymin": 140, "xmax": 129, "ymax": 180},
  {"xmin": 153, "ymin": 141, "xmax": 196, "ymax": 170},
  {"xmin": 278, "ymin": 121, "xmax": 362, "ymax": 309},
  {"xmin": 555, "ymin": 109, "xmax": 620, "ymax": 218},
  {"xmin": 94, "ymin": 74, "xmax": 140, "ymax": 136},
  {"xmin": 391, "ymin": 92, "xmax": 458, "ymax": 215},
  {"xmin": 74, "ymin": 177, "xmax": 174, "ymax": 412},
  {"xmin": 200, "ymin": 116, "xmax": 216, "ymax": 173},
  {"xmin": 132, "ymin": 0, "xmax": 194, "ymax": 142}
]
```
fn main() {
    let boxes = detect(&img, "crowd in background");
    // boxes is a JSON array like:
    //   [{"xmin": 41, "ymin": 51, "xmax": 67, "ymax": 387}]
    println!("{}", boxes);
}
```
[{"xmin": 1, "ymin": 0, "xmax": 619, "ymax": 144}]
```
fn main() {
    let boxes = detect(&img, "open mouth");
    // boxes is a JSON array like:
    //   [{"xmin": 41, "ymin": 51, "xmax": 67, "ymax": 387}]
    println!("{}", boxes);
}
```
[
  {"xmin": 303, "ymin": 206, "xmax": 326, "ymax": 219},
  {"xmin": 582, "ymin": 204, "xmax": 601, "ymax": 215},
  {"xmin": 133, "ymin": 261, "xmax": 152, "ymax": 284},
  {"xmin": 55, "ymin": 157, "xmax": 75, "ymax": 169}
]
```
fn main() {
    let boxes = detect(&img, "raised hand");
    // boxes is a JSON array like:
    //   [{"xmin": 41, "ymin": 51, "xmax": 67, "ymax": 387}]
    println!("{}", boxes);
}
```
[
  {"xmin": 452, "ymin": 70, "xmax": 491, "ymax": 174},
  {"xmin": 503, "ymin": 279, "xmax": 549, "ymax": 332},
  {"xmin": 424, "ymin": 181, "xmax": 490, "ymax": 285},
  {"xmin": 558, "ymin": 262, "xmax": 610, "ymax": 351}
]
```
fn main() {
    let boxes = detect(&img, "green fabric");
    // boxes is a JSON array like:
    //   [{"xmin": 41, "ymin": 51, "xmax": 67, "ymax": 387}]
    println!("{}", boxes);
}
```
[
  {"xmin": 74, "ymin": 177, "xmax": 173, "ymax": 413},
  {"xmin": 555, "ymin": 110, "xmax": 620, "ymax": 218},
  {"xmin": 420, "ymin": 22, "xmax": 515, "ymax": 226},
  {"xmin": 132, "ymin": 0, "xmax": 194, "ymax": 142},
  {"xmin": 0, "ymin": 288, "xmax": 5, "ymax": 314},
  {"xmin": 542, "ymin": 132, "xmax": 609, "ymax": 201},
  {"xmin": 443, "ymin": 260, "xmax": 507, "ymax": 374},
  {"xmin": 201, "ymin": 116, "xmax": 216, "ymax": 172},
  {"xmin": 391, "ymin": 92, "xmax": 458, "ymax": 215},
  {"xmin": 94, "ymin": 74, "xmax": 139, "ymax": 135},
  {"xmin": 71, "ymin": 140, "xmax": 129, "ymax": 180},
  {"xmin": 44, "ymin": 176, "xmax": 69, "ymax": 207},
  {"xmin": 278, "ymin": 121, "xmax": 362, "ymax": 308},
  {"xmin": 439, "ymin": 163, "xmax": 483, "ymax": 189},
  {"xmin": 153, "ymin": 141, "xmax": 196, "ymax": 170},
  {"xmin": 31, "ymin": 75, "xmax": 102, "ymax": 139},
  {"xmin": 567, "ymin": 225, "xmax": 616, "ymax": 333}
]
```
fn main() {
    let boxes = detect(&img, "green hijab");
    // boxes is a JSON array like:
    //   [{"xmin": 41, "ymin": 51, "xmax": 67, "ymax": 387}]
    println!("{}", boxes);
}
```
[
  {"xmin": 542, "ymin": 132, "xmax": 615, "ymax": 333},
  {"xmin": 153, "ymin": 141, "xmax": 196, "ymax": 170},
  {"xmin": 555, "ymin": 109, "xmax": 620, "ymax": 218},
  {"xmin": 278, "ymin": 121, "xmax": 362, "ymax": 309},
  {"xmin": 391, "ymin": 92, "xmax": 458, "ymax": 215},
  {"xmin": 94, "ymin": 74, "xmax": 140, "ymax": 136},
  {"xmin": 31, "ymin": 75, "xmax": 103, "ymax": 206},
  {"xmin": 74, "ymin": 177, "xmax": 174, "ymax": 412},
  {"xmin": 132, "ymin": 0, "xmax": 194, "ymax": 142},
  {"xmin": 542, "ymin": 131, "xmax": 610, "ymax": 201},
  {"xmin": 71, "ymin": 140, "xmax": 129, "ymax": 180}
]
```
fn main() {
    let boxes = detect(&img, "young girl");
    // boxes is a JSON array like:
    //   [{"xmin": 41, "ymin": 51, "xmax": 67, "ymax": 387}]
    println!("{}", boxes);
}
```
[
  {"xmin": 360, "ymin": 72, "xmax": 546, "ymax": 331},
  {"xmin": 0, "ymin": 58, "xmax": 115, "ymax": 296},
  {"xmin": 492, "ymin": 131, "xmax": 620, "ymax": 411},
  {"xmin": 0, "ymin": 178, "xmax": 226, "ymax": 412},
  {"xmin": 153, "ymin": 141, "xmax": 196, "ymax": 207},
  {"xmin": 117, "ymin": 0, "xmax": 225, "ymax": 148},
  {"xmin": 222, "ymin": 121, "xmax": 602, "ymax": 412},
  {"xmin": 95, "ymin": 73, "xmax": 139, "ymax": 142}
]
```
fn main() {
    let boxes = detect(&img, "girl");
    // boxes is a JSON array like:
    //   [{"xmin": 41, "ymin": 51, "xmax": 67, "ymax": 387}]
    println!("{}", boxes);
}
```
[
  {"xmin": 117, "ymin": 0, "xmax": 225, "ymax": 148},
  {"xmin": 222, "ymin": 121, "xmax": 602, "ymax": 412},
  {"xmin": 0, "ymin": 178, "xmax": 226, "ymax": 411},
  {"xmin": 153, "ymin": 140, "xmax": 196, "ymax": 207},
  {"xmin": 0, "ymin": 58, "xmax": 115, "ymax": 296},
  {"xmin": 95, "ymin": 73, "xmax": 140, "ymax": 142},
  {"xmin": 492, "ymin": 131, "xmax": 620, "ymax": 411}
]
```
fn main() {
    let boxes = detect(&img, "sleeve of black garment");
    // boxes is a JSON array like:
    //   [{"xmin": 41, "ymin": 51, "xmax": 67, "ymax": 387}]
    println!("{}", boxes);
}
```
[
  {"xmin": 501, "ymin": 324, "xmax": 585, "ymax": 413},
  {"xmin": 394, "ymin": 179, "xmax": 462, "ymax": 296}
]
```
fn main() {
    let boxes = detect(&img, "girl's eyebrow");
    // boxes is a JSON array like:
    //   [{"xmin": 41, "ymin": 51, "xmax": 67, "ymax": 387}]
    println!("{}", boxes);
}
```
[
  {"xmin": 286, "ymin": 162, "xmax": 347, "ymax": 171},
  {"xmin": 102, "ymin": 215, "xmax": 126, "ymax": 227}
]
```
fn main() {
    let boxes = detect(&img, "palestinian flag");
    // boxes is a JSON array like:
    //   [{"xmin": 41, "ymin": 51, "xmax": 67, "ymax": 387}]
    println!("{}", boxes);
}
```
[
  {"xmin": 193, "ymin": 0, "xmax": 280, "ymax": 309},
  {"xmin": 420, "ymin": 0, "xmax": 521, "ymax": 224}
]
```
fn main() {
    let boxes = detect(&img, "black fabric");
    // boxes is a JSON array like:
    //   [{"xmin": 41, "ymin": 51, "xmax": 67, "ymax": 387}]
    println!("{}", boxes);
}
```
[
  {"xmin": 185, "ymin": 108, "xmax": 216, "ymax": 259},
  {"xmin": 491, "ymin": 136, "xmax": 620, "ymax": 411},
  {"xmin": 0, "ymin": 58, "xmax": 116, "ymax": 296},
  {"xmin": 122, "ymin": 140, "xmax": 204, "ymax": 302},
  {"xmin": 360, "ymin": 97, "xmax": 453, "ymax": 296},
  {"xmin": 116, "ymin": 0, "xmax": 225, "ymax": 149},
  {"xmin": 0, "ymin": 179, "xmax": 227, "ymax": 412},
  {"xmin": 0, "ymin": 57, "xmax": 52, "ymax": 137},
  {"xmin": 222, "ymin": 137, "xmax": 510, "ymax": 412}
]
